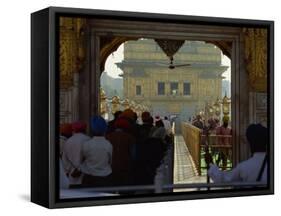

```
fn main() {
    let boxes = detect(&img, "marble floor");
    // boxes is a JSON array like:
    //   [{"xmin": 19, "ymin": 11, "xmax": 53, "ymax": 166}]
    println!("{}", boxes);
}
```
[{"xmin": 173, "ymin": 135, "xmax": 206, "ymax": 192}]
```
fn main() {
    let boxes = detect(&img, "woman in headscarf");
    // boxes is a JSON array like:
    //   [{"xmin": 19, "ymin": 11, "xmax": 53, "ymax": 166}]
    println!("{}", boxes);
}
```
[{"xmin": 77, "ymin": 116, "xmax": 113, "ymax": 187}]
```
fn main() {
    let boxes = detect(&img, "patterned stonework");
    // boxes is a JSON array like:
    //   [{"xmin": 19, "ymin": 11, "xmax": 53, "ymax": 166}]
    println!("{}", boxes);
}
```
[
  {"xmin": 59, "ymin": 17, "xmax": 86, "ymax": 123},
  {"xmin": 243, "ymin": 28, "xmax": 267, "ymax": 92},
  {"xmin": 59, "ymin": 17, "xmax": 86, "ymax": 89},
  {"xmin": 249, "ymin": 92, "xmax": 267, "ymax": 127}
]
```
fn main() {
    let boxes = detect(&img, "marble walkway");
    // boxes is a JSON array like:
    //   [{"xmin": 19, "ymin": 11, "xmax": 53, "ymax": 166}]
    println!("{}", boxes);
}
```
[{"xmin": 173, "ymin": 135, "xmax": 206, "ymax": 191}]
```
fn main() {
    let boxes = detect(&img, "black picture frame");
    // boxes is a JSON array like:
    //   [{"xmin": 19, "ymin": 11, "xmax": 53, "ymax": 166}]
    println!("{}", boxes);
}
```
[{"xmin": 31, "ymin": 6, "xmax": 274, "ymax": 208}]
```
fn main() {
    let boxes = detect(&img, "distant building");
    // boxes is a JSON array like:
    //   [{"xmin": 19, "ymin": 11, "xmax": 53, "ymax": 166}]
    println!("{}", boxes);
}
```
[{"xmin": 117, "ymin": 39, "xmax": 228, "ymax": 131}]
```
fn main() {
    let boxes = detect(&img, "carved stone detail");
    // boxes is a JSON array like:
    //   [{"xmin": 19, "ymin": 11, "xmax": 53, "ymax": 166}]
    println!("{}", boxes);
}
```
[
  {"xmin": 99, "ymin": 36, "xmax": 137, "ymax": 72},
  {"xmin": 249, "ymin": 92, "xmax": 267, "ymax": 127},
  {"xmin": 59, "ymin": 17, "xmax": 86, "ymax": 89},
  {"xmin": 243, "ymin": 28, "xmax": 267, "ymax": 92},
  {"xmin": 205, "ymin": 41, "xmax": 232, "ymax": 58}
]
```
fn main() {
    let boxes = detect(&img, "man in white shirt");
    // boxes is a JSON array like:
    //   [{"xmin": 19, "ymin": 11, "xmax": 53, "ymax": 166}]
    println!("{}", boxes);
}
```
[
  {"xmin": 59, "ymin": 123, "xmax": 72, "ymax": 157},
  {"xmin": 79, "ymin": 116, "xmax": 113, "ymax": 187},
  {"xmin": 62, "ymin": 121, "xmax": 90, "ymax": 186},
  {"xmin": 80, "ymin": 136, "xmax": 112, "ymax": 178},
  {"xmin": 208, "ymin": 124, "xmax": 268, "ymax": 184}
]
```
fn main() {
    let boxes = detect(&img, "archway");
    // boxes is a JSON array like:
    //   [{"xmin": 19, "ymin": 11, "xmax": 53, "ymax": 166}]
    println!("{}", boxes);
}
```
[
  {"xmin": 99, "ymin": 37, "xmax": 232, "ymax": 186},
  {"xmin": 82, "ymin": 19, "xmax": 245, "ymax": 166}
]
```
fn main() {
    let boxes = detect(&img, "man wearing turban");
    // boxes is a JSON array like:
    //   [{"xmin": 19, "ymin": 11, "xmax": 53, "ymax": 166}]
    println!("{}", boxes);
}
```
[
  {"xmin": 106, "ymin": 117, "xmax": 136, "ymax": 187},
  {"xmin": 59, "ymin": 123, "xmax": 72, "ymax": 157},
  {"xmin": 62, "ymin": 121, "xmax": 90, "ymax": 187},
  {"xmin": 79, "ymin": 116, "xmax": 113, "ymax": 187}
]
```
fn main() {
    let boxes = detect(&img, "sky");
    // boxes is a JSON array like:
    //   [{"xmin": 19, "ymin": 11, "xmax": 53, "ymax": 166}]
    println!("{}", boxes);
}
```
[
  {"xmin": 221, "ymin": 54, "xmax": 231, "ymax": 81},
  {"xmin": 104, "ymin": 44, "xmax": 124, "ymax": 78},
  {"xmin": 104, "ymin": 43, "xmax": 231, "ymax": 81}
]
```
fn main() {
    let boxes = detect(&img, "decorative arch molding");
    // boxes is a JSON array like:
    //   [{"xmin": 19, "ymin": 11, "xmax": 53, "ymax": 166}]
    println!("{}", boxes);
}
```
[
  {"xmin": 99, "ymin": 36, "xmax": 138, "ymax": 72},
  {"xmin": 86, "ymin": 27, "xmax": 267, "ymax": 93},
  {"xmin": 205, "ymin": 40, "xmax": 232, "ymax": 58},
  {"xmin": 99, "ymin": 36, "xmax": 233, "ymax": 73}
]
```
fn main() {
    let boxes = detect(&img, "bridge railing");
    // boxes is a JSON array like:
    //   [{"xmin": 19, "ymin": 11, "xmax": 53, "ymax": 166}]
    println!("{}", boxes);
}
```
[
  {"xmin": 200, "ymin": 134, "xmax": 233, "ymax": 171},
  {"xmin": 181, "ymin": 122, "xmax": 202, "ymax": 174},
  {"xmin": 181, "ymin": 122, "xmax": 233, "ymax": 175}
]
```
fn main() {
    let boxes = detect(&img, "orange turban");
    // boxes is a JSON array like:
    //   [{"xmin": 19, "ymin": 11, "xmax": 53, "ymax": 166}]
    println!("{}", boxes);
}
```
[
  {"xmin": 72, "ymin": 121, "xmax": 87, "ymax": 133},
  {"xmin": 114, "ymin": 117, "xmax": 131, "ymax": 130},
  {"xmin": 120, "ymin": 108, "xmax": 135, "ymax": 120},
  {"xmin": 60, "ymin": 123, "xmax": 72, "ymax": 138}
]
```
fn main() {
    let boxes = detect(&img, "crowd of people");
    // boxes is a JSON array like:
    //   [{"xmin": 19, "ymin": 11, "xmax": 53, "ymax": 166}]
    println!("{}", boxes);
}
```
[
  {"xmin": 59, "ymin": 109, "xmax": 268, "ymax": 191},
  {"xmin": 192, "ymin": 115, "xmax": 232, "ymax": 170},
  {"xmin": 191, "ymin": 114, "xmax": 268, "ymax": 184},
  {"xmin": 59, "ymin": 109, "xmax": 174, "ymax": 191},
  {"xmin": 208, "ymin": 123, "xmax": 268, "ymax": 184}
]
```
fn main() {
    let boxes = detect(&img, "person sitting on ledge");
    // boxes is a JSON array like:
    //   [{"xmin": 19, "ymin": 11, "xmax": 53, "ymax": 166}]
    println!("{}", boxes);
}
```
[{"xmin": 208, "ymin": 123, "xmax": 268, "ymax": 184}]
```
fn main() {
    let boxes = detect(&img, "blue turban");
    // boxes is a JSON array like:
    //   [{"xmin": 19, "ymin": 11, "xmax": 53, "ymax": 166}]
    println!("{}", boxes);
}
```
[{"xmin": 91, "ymin": 116, "xmax": 107, "ymax": 135}]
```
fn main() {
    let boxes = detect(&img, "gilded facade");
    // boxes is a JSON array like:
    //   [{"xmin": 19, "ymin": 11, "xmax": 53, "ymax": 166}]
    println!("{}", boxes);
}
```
[
  {"xmin": 59, "ymin": 17, "xmax": 86, "ymax": 123},
  {"xmin": 118, "ymin": 39, "xmax": 229, "ymax": 123}
]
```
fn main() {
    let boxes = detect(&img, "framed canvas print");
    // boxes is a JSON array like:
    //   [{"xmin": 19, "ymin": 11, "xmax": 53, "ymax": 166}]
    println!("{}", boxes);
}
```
[{"xmin": 31, "ymin": 6, "xmax": 274, "ymax": 208}]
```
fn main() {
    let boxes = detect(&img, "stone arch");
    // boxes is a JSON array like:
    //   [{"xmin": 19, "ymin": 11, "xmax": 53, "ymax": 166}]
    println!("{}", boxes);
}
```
[
  {"xmin": 100, "ymin": 36, "xmax": 139, "ymax": 73},
  {"xmin": 206, "ymin": 40, "xmax": 232, "ymax": 58},
  {"xmin": 99, "ymin": 36, "xmax": 233, "ymax": 73}
]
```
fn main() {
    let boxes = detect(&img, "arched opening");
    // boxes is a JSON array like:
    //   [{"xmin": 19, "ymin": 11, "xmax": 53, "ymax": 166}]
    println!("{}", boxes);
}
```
[{"xmin": 99, "ymin": 38, "xmax": 232, "ymax": 188}]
